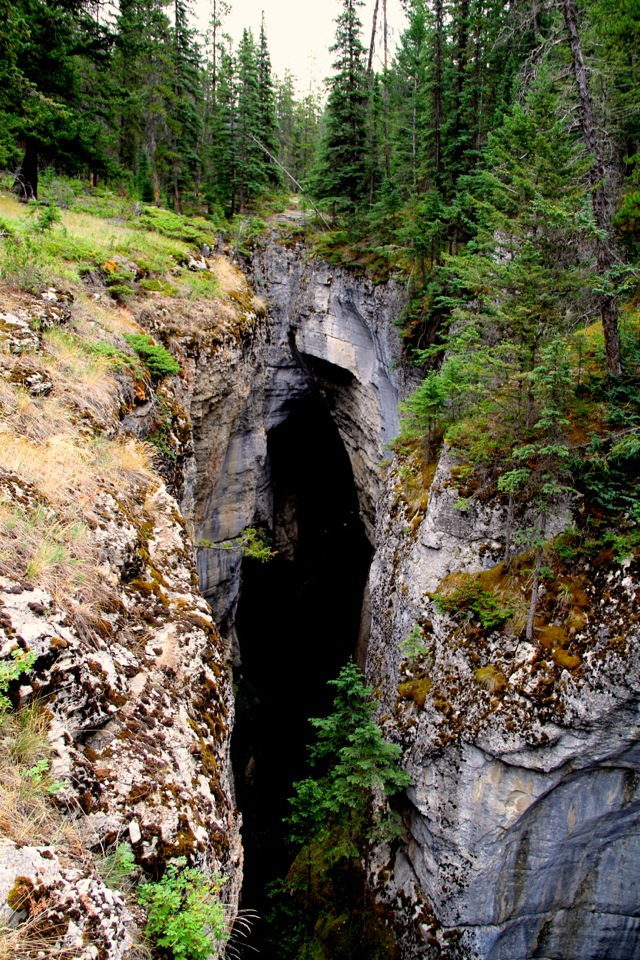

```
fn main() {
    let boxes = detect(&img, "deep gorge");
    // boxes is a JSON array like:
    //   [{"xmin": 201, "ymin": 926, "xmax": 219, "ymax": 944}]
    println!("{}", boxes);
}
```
[
  {"xmin": 188, "ymin": 242, "xmax": 405, "ymax": 953},
  {"xmin": 187, "ymin": 240, "xmax": 640, "ymax": 960}
]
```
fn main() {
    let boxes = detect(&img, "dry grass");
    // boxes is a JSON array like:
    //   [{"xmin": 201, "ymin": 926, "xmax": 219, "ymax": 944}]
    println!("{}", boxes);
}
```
[
  {"xmin": 211, "ymin": 256, "xmax": 249, "ymax": 300},
  {"xmin": 0, "ymin": 706, "xmax": 79, "ymax": 850}
]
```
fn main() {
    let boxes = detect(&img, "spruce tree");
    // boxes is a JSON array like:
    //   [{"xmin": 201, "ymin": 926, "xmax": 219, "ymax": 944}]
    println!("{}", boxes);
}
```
[
  {"xmin": 256, "ymin": 14, "xmax": 281, "ymax": 188},
  {"xmin": 236, "ymin": 29, "xmax": 267, "ymax": 209},
  {"xmin": 271, "ymin": 661, "xmax": 410, "ymax": 960},
  {"xmin": 310, "ymin": 0, "xmax": 369, "ymax": 217},
  {"xmin": 169, "ymin": 0, "xmax": 203, "ymax": 212}
]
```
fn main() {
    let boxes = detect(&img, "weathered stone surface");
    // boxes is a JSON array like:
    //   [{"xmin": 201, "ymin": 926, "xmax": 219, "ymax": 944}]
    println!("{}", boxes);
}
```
[
  {"xmin": 367, "ymin": 450, "xmax": 640, "ymax": 959},
  {"xmin": 0, "ymin": 839, "xmax": 133, "ymax": 958},
  {"xmin": 187, "ymin": 237, "xmax": 408, "ymax": 634}
]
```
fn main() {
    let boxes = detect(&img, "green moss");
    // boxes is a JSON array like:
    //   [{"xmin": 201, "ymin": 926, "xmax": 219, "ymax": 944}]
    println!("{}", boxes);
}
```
[{"xmin": 398, "ymin": 676, "xmax": 432, "ymax": 708}]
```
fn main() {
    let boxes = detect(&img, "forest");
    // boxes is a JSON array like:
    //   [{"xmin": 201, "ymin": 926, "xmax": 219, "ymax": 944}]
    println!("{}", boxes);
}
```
[{"xmin": 2, "ymin": 0, "xmax": 638, "ymax": 366}]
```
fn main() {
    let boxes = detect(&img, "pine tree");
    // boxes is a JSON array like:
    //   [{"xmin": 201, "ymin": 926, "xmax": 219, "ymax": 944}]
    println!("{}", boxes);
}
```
[
  {"xmin": 8, "ymin": 0, "xmax": 110, "ymax": 198},
  {"xmin": 270, "ymin": 661, "xmax": 410, "ymax": 960},
  {"xmin": 310, "ymin": 0, "xmax": 369, "ymax": 217},
  {"xmin": 388, "ymin": 0, "xmax": 430, "ymax": 201},
  {"xmin": 236, "ymin": 29, "xmax": 267, "ymax": 209},
  {"xmin": 203, "ymin": 43, "xmax": 237, "ymax": 215},
  {"xmin": 114, "ymin": 0, "xmax": 173, "ymax": 204}
]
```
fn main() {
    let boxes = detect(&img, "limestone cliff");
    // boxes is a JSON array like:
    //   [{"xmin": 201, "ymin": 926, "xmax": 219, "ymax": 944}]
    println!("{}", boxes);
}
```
[
  {"xmin": 189, "ymin": 231, "xmax": 640, "ymax": 960},
  {"xmin": 189, "ymin": 236, "xmax": 409, "ymax": 646},
  {"xmin": 0, "ymin": 274, "xmax": 243, "ymax": 956},
  {"xmin": 367, "ymin": 449, "xmax": 640, "ymax": 959}
]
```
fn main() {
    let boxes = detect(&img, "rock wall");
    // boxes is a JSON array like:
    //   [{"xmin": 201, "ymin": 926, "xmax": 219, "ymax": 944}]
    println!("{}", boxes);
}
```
[
  {"xmin": 188, "ymin": 237, "xmax": 408, "ymax": 640},
  {"xmin": 0, "ymin": 284, "xmax": 242, "ymax": 957},
  {"xmin": 182, "ymin": 237, "xmax": 640, "ymax": 959},
  {"xmin": 366, "ymin": 447, "xmax": 640, "ymax": 959}
]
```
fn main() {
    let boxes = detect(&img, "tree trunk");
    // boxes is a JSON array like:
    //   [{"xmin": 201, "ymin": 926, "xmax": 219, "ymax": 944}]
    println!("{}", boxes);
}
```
[
  {"xmin": 559, "ymin": 0, "xmax": 621, "ymax": 378},
  {"xmin": 525, "ymin": 544, "xmax": 543, "ymax": 641},
  {"xmin": 16, "ymin": 138, "xmax": 38, "ymax": 200},
  {"xmin": 368, "ymin": 0, "xmax": 379, "ymax": 74}
]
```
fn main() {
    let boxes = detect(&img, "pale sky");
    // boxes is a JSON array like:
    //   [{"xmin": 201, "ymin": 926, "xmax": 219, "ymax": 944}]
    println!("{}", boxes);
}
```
[{"xmin": 194, "ymin": 0, "xmax": 407, "ymax": 94}]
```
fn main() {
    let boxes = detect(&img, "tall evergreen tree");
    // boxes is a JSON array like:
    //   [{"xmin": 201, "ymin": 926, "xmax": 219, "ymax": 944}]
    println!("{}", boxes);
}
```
[
  {"xmin": 168, "ymin": 0, "xmax": 203, "ymax": 211},
  {"xmin": 8, "ymin": 0, "xmax": 110, "ymax": 198},
  {"xmin": 114, "ymin": 0, "xmax": 173, "ymax": 203},
  {"xmin": 236, "ymin": 28, "xmax": 267, "ymax": 209},
  {"xmin": 310, "ymin": 0, "xmax": 369, "ymax": 216},
  {"xmin": 255, "ymin": 14, "xmax": 281, "ymax": 188}
]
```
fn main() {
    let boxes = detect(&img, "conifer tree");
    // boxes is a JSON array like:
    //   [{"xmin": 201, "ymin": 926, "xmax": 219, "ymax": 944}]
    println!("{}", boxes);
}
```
[
  {"xmin": 388, "ymin": 0, "xmax": 430, "ymax": 201},
  {"xmin": 256, "ymin": 14, "xmax": 281, "ymax": 188},
  {"xmin": 271, "ymin": 661, "xmax": 410, "ymax": 960},
  {"xmin": 8, "ymin": 0, "xmax": 110, "ymax": 198},
  {"xmin": 168, "ymin": 0, "xmax": 203, "ymax": 212},
  {"xmin": 310, "ymin": 0, "xmax": 369, "ymax": 216},
  {"xmin": 236, "ymin": 29, "xmax": 268, "ymax": 209},
  {"xmin": 115, "ymin": 0, "xmax": 173, "ymax": 203}
]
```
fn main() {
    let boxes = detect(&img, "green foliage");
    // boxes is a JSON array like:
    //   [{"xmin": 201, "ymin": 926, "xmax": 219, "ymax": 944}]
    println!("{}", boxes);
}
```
[
  {"xmin": 95, "ymin": 842, "xmax": 137, "ymax": 892},
  {"xmin": 28, "ymin": 201, "xmax": 63, "ymax": 235},
  {"xmin": 219, "ymin": 527, "xmax": 273, "ymax": 562},
  {"xmin": 434, "ymin": 580, "xmax": 512, "ymax": 630},
  {"xmin": 309, "ymin": 0, "xmax": 369, "ymax": 217},
  {"xmin": 238, "ymin": 527, "xmax": 273, "ymax": 562},
  {"xmin": 271, "ymin": 662, "xmax": 410, "ymax": 959},
  {"xmin": 136, "ymin": 207, "xmax": 221, "ymax": 245},
  {"xmin": 123, "ymin": 334, "xmax": 180, "ymax": 378},
  {"xmin": 138, "ymin": 859, "xmax": 228, "ymax": 960},
  {"xmin": 398, "ymin": 623, "xmax": 429, "ymax": 660},
  {"xmin": 20, "ymin": 756, "xmax": 63, "ymax": 795},
  {"xmin": 0, "ymin": 650, "xmax": 35, "ymax": 716}
]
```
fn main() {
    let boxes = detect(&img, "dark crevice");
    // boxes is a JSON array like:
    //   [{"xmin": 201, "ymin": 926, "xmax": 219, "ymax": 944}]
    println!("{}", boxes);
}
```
[{"xmin": 231, "ymin": 388, "xmax": 373, "ymax": 956}]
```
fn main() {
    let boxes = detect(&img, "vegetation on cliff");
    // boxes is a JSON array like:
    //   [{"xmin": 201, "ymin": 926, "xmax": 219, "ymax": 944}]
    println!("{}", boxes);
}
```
[{"xmin": 0, "ymin": 187, "xmax": 254, "ymax": 958}]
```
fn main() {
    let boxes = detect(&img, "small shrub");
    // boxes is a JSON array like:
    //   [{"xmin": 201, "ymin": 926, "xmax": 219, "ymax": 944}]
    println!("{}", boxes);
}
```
[
  {"xmin": 123, "ymin": 333, "xmax": 180, "ymax": 378},
  {"xmin": 0, "ymin": 650, "xmax": 35, "ymax": 716},
  {"xmin": 138, "ymin": 859, "xmax": 228, "ymax": 960},
  {"xmin": 433, "ymin": 579, "xmax": 512, "ymax": 629},
  {"xmin": 28, "ymin": 201, "xmax": 62, "ymax": 235}
]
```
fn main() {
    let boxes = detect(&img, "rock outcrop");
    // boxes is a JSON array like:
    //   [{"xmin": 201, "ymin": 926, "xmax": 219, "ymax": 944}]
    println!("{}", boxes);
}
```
[
  {"xmin": 367, "ymin": 447, "xmax": 640, "ymax": 959},
  {"xmin": 188, "ymin": 237, "xmax": 408, "ymax": 641},
  {"xmin": 0, "ymin": 283, "xmax": 241, "ymax": 956}
]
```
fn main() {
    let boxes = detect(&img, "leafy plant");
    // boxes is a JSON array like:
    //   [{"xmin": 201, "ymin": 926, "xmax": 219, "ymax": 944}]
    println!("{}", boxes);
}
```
[
  {"xmin": 95, "ymin": 842, "xmax": 136, "ymax": 892},
  {"xmin": 20, "ymin": 756, "xmax": 63, "ymax": 795},
  {"xmin": 138, "ymin": 859, "xmax": 228, "ymax": 960},
  {"xmin": 0, "ymin": 650, "xmax": 35, "ymax": 716},
  {"xmin": 123, "ymin": 334, "xmax": 180, "ymax": 378}
]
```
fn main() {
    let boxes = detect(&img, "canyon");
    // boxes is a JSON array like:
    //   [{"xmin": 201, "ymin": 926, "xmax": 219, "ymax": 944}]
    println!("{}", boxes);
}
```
[{"xmin": 1, "ymin": 230, "xmax": 639, "ymax": 959}]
